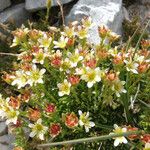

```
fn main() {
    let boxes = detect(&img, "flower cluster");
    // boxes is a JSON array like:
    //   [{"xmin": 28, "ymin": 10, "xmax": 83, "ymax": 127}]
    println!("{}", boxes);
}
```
[{"xmin": 1, "ymin": 17, "xmax": 149, "ymax": 149}]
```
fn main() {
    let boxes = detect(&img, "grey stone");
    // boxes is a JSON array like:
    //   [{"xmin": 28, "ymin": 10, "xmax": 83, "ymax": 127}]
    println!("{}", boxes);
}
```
[
  {"xmin": 0, "ymin": 0, "xmax": 11, "ymax": 12},
  {"xmin": 0, "ymin": 122, "xmax": 7, "ymax": 136},
  {"xmin": 123, "ymin": 7, "xmax": 130, "ymax": 21},
  {"xmin": 0, "ymin": 3, "xmax": 31, "ymax": 26},
  {"xmin": 0, "ymin": 135, "xmax": 10, "ymax": 144},
  {"xmin": 141, "ymin": 0, "xmax": 150, "ymax": 5},
  {"xmin": 0, "ymin": 144, "xmax": 9, "ymax": 150},
  {"xmin": 65, "ymin": 0, "xmax": 123, "ymax": 44},
  {"xmin": 25, "ymin": 0, "xmax": 75, "ymax": 12},
  {"xmin": 128, "ymin": 3, "xmax": 150, "ymax": 33}
]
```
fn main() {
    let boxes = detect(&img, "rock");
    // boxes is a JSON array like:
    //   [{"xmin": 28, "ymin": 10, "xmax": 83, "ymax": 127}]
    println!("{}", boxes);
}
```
[
  {"xmin": 25, "ymin": 0, "xmax": 75, "ymax": 12},
  {"xmin": 0, "ymin": 135, "xmax": 10, "ymax": 144},
  {"xmin": 0, "ymin": 122, "xmax": 7, "ymax": 136},
  {"xmin": 140, "ymin": 0, "xmax": 150, "ymax": 5},
  {"xmin": 128, "ymin": 3, "xmax": 150, "ymax": 32},
  {"xmin": 0, "ymin": 3, "xmax": 31, "ymax": 26},
  {"xmin": 0, "ymin": 144, "xmax": 9, "ymax": 150},
  {"xmin": 65, "ymin": 0, "xmax": 123, "ymax": 44},
  {"xmin": 123, "ymin": 7, "xmax": 130, "ymax": 21},
  {"xmin": 0, "ymin": 0, "xmax": 11, "ymax": 12}
]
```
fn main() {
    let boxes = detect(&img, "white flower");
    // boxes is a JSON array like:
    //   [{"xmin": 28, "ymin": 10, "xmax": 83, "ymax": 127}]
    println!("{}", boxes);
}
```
[
  {"xmin": 57, "ymin": 79, "xmax": 71, "ymax": 96},
  {"xmin": 38, "ymin": 33, "xmax": 52, "ymax": 48},
  {"xmin": 61, "ymin": 26, "xmax": 75, "ymax": 37},
  {"xmin": 110, "ymin": 124, "xmax": 128, "ymax": 147},
  {"xmin": 81, "ymin": 17, "xmax": 95, "ymax": 29},
  {"xmin": 5, "ymin": 108, "xmax": 19, "ymax": 125},
  {"xmin": 26, "ymin": 64, "xmax": 46, "ymax": 86},
  {"xmin": 111, "ymin": 80, "xmax": 127, "ymax": 97},
  {"xmin": 81, "ymin": 67, "xmax": 101, "ymax": 88},
  {"xmin": 144, "ymin": 143, "xmax": 150, "ymax": 150},
  {"xmin": 11, "ymin": 70, "xmax": 28, "ymax": 89},
  {"xmin": 53, "ymin": 36, "xmax": 68, "ymax": 49},
  {"xmin": 67, "ymin": 49, "xmax": 83, "ymax": 67},
  {"xmin": 29, "ymin": 119, "xmax": 48, "ymax": 140},
  {"xmin": 78, "ymin": 110, "xmax": 95, "ymax": 132},
  {"xmin": 0, "ymin": 98, "xmax": 9, "ymax": 120},
  {"xmin": 124, "ymin": 59, "xmax": 139, "ymax": 74},
  {"xmin": 32, "ymin": 49, "xmax": 47, "ymax": 64},
  {"xmin": 108, "ymin": 47, "xmax": 118, "ymax": 56},
  {"xmin": 134, "ymin": 53, "xmax": 145, "ymax": 63},
  {"xmin": 60, "ymin": 58, "xmax": 72, "ymax": 72},
  {"xmin": 77, "ymin": 26, "xmax": 89, "ymax": 39},
  {"xmin": 11, "ymin": 37, "xmax": 20, "ymax": 47}
]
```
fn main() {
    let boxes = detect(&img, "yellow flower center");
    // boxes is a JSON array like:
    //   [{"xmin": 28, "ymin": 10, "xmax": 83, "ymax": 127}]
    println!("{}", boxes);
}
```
[
  {"xmin": 87, "ymin": 72, "xmax": 96, "ymax": 81},
  {"xmin": 35, "ymin": 124, "xmax": 44, "ymax": 132}
]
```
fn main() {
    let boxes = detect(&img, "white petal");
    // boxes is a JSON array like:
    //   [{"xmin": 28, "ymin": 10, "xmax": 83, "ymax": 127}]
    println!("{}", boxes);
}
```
[
  {"xmin": 29, "ymin": 124, "xmax": 34, "ymax": 128},
  {"xmin": 85, "ymin": 127, "xmax": 89, "ymax": 132},
  {"xmin": 114, "ymin": 138, "xmax": 120, "ymax": 147},
  {"xmin": 29, "ymin": 131, "xmax": 37, "ymax": 138},
  {"xmin": 122, "ymin": 89, "xmax": 127, "ymax": 93},
  {"xmin": 38, "ymin": 79, "xmax": 43, "ymax": 84},
  {"xmin": 95, "ymin": 75, "xmax": 101, "ymax": 82},
  {"xmin": 123, "ymin": 137, "xmax": 128, "ymax": 144},
  {"xmin": 116, "ymin": 92, "xmax": 120, "ymax": 97},
  {"xmin": 85, "ymin": 112, "xmax": 89, "ymax": 118},
  {"xmin": 26, "ymin": 71, "xmax": 31, "ymax": 76},
  {"xmin": 79, "ymin": 120, "xmax": 84, "ymax": 126},
  {"xmin": 40, "ymin": 69, "xmax": 46, "ymax": 75},
  {"xmin": 39, "ymin": 133, "xmax": 44, "ymax": 140},
  {"xmin": 58, "ymin": 92, "xmax": 64, "ymax": 97},
  {"xmin": 122, "ymin": 128, "xmax": 127, "ymax": 132},
  {"xmin": 131, "ymin": 69, "xmax": 138, "ymax": 74},
  {"xmin": 78, "ymin": 110, "xmax": 82, "ymax": 116},
  {"xmin": 12, "ymin": 117, "xmax": 18, "ymax": 124},
  {"xmin": 114, "ymin": 124, "xmax": 118, "ymax": 129},
  {"xmin": 53, "ymin": 41, "xmax": 58, "ymax": 45},
  {"xmin": 6, "ymin": 119, "xmax": 11, "ymax": 125},
  {"xmin": 87, "ymin": 82, "xmax": 94, "ymax": 88},
  {"xmin": 11, "ymin": 80, "xmax": 17, "ymax": 86},
  {"xmin": 37, "ymin": 119, "xmax": 42, "ymax": 124},
  {"xmin": 89, "ymin": 121, "xmax": 95, "ymax": 127},
  {"xmin": 32, "ymin": 64, "xmax": 37, "ymax": 70}
]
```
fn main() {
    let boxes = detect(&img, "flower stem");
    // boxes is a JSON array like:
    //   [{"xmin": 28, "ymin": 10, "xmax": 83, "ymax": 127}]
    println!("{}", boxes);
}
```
[
  {"xmin": 122, "ymin": 72, "xmax": 132, "ymax": 123},
  {"xmin": 37, "ymin": 130, "xmax": 142, "ymax": 148}
]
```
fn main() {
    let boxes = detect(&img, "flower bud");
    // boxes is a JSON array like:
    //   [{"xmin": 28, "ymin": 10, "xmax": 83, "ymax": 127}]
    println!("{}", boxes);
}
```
[
  {"xmin": 49, "ymin": 123, "xmax": 61, "ymax": 137},
  {"xmin": 65, "ymin": 112, "xmax": 78, "ymax": 128},
  {"xmin": 28, "ymin": 108, "xmax": 41, "ymax": 122}
]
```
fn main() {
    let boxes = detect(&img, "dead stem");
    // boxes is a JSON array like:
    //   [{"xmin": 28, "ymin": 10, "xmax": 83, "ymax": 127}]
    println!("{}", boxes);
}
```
[{"xmin": 57, "ymin": 0, "xmax": 65, "ymax": 26}]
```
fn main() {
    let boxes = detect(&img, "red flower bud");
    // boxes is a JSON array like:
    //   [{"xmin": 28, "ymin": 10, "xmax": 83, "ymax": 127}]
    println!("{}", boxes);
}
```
[
  {"xmin": 49, "ymin": 123, "xmax": 61, "ymax": 137},
  {"xmin": 68, "ymin": 75, "xmax": 80, "ymax": 85},
  {"xmin": 45, "ymin": 103, "xmax": 56, "ymax": 114}
]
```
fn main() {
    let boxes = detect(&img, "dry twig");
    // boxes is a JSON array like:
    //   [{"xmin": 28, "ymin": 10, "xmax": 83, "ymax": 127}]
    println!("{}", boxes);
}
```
[
  {"xmin": 0, "ymin": 52, "xmax": 19, "ymax": 57},
  {"xmin": 57, "ymin": 0, "xmax": 65, "ymax": 26}
]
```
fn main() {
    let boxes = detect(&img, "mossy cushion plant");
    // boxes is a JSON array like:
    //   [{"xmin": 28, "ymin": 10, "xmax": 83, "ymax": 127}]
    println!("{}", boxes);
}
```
[{"xmin": 0, "ymin": 18, "xmax": 150, "ymax": 150}]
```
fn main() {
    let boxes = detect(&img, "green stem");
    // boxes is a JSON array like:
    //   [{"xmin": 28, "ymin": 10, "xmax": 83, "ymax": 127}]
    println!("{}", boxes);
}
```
[
  {"xmin": 72, "ymin": 87, "xmax": 79, "ymax": 102},
  {"xmin": 138, "ymin": 99, "xmax": 150, "ymax": 108},
  {"xmin": 37, "ymin": 131, "xmax": 142, "ymax": 148},
  {"xmin": 88, "ymin": 88, "xmax": 92, "ymax": 102},
  {"xmin": 122, "ymin": 72, "xmax": 132, "ymax": 123}
]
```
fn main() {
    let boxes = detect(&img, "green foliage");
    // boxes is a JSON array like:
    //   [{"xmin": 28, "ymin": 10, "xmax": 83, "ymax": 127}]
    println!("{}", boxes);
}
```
[{"xmin": 0, "ymin": 18, "xmax": 149, "ymax": 150}]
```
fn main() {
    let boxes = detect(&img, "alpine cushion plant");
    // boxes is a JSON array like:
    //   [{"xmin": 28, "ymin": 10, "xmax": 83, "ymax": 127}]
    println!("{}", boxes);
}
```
[{"xmin": 0, "ymin": 17, "xmax": 150, "ymax": 150}]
